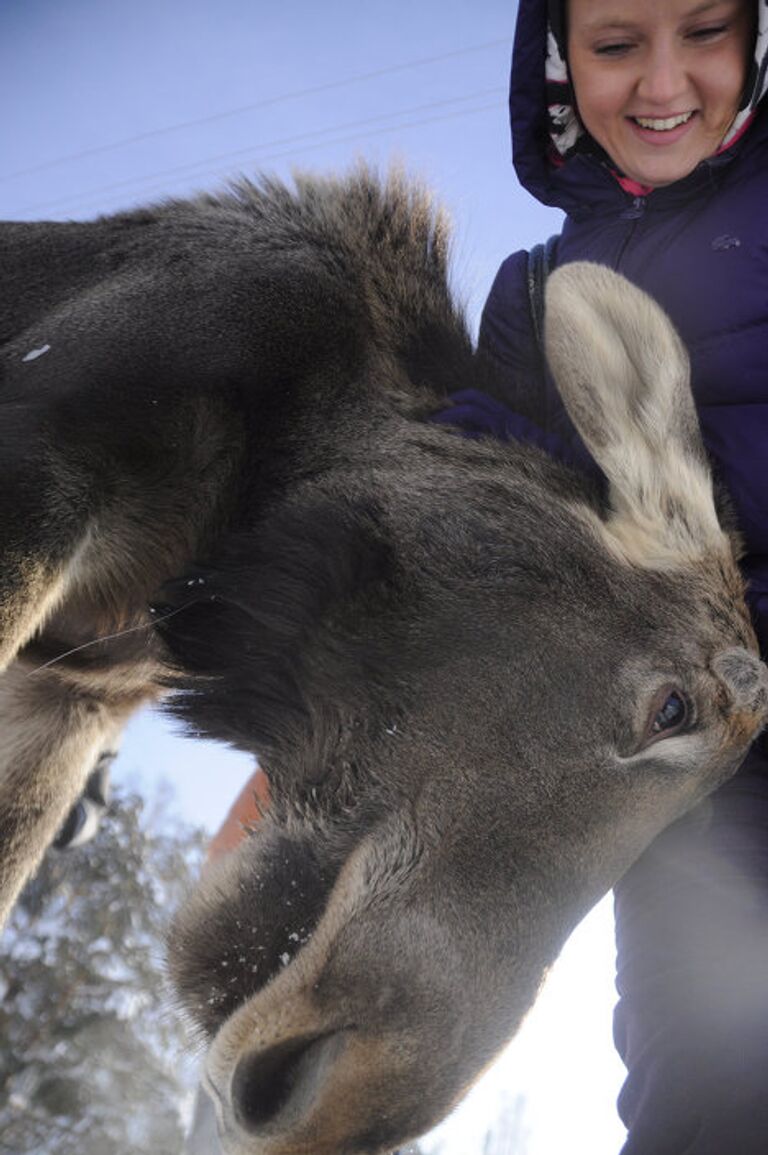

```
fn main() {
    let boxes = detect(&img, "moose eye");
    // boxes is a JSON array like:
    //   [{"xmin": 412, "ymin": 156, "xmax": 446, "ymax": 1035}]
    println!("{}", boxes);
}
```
[{"xmin": 648, "ymin": 689, "xmax": 689, "ymax": 740}]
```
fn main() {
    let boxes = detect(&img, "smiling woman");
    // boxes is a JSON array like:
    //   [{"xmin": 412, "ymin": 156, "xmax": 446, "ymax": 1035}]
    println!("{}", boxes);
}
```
[{"xmin": 567, "ymin": 0, "xmax": 755, "ymax": 187}]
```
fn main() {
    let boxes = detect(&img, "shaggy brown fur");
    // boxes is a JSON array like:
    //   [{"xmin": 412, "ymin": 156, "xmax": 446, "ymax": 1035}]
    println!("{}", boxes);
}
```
[{"xmin": 1, "ymin": 169, "xmax": 766, "ymax": 1154}]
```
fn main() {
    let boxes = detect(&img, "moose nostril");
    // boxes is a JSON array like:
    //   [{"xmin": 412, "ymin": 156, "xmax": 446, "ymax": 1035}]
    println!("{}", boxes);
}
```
[{"xmin": 231, "ymin": 1031, "xmax": 348, "ymax": 1132}]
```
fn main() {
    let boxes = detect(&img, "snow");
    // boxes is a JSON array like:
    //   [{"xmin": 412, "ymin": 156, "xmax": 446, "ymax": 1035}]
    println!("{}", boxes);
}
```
[{"xmin": 22, "ymin": 343, "xmax": 51, "ymax": 362}]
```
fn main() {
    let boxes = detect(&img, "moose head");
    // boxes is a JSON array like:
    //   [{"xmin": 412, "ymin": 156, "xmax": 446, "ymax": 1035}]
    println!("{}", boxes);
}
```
[{"xmin": 0, "ymin": 173, "xmax": 765, "ymax": 1154}]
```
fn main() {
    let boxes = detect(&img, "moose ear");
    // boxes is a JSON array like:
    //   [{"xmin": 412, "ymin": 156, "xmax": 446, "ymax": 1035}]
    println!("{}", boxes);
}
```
[{"xmin": 543, "ymin": 261, "xmax": 728, "ymax": 568}]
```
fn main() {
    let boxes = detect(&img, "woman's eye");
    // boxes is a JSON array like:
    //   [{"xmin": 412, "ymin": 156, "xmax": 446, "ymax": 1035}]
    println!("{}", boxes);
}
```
[
  {"xmin": 650, "ymin": 690, "xmax": 689, "ymax": 737},
  {"xmin": 594, "ymin": 41, "xmax": 634, "ymax": 57},
  {"xmin": 687, "ymin": 24, "xmax": 729, "ymax": 42}
]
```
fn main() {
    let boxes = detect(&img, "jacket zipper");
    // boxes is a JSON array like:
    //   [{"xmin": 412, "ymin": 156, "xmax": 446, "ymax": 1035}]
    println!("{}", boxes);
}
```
[{"xmin": 615, "ymin": 196, "xmax": 646, "ymax": 269}]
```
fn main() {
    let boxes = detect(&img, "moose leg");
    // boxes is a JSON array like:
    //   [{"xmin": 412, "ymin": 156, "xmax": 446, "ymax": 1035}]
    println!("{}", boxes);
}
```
[{"xmin": 0, "ymin": 660, "xmax": 137, "ymax": 928}]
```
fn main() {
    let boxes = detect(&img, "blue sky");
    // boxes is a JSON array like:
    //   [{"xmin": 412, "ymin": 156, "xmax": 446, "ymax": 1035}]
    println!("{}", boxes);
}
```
[{"xmin": 2, "ymin": 3, "xmax": 627, "ymax": 1152}]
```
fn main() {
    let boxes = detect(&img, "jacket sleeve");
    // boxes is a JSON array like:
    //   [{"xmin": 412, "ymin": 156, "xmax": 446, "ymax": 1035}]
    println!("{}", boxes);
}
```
[{"xmin": 477, "ymin": 249, "xmax": 550, "ymax": 427}]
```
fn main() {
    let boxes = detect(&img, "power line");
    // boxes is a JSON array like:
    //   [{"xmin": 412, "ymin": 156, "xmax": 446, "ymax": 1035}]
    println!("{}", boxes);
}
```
[
  {"xmin": 2, "ymin": 37, "xmax": 510, "ymax": 184},
  {"xmin": 32, "ymin": 99, "xmax": 502, "ymax": 221},
  {"xmin": 11, "ymin": 88, "xmax": 506, "ymax": 218}
]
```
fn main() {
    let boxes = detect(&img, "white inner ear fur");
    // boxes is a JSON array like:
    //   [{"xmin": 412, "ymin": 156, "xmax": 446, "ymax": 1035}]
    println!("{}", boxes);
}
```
[{"xmin": 544, "ymin": 261, "xmax": 729, "ymax": 570}]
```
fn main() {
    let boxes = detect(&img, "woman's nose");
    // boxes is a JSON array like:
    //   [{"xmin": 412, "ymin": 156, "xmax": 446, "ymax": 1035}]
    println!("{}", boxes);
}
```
[{"xmin": 636, "ymin": 43, "xmax": 689, "ymax": 106}]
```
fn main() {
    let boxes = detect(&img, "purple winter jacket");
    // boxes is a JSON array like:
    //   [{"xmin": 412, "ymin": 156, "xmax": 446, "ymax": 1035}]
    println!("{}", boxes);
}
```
[{"xmin": 471, "ymin": 0, "xmax": 768, "ymax": 655}]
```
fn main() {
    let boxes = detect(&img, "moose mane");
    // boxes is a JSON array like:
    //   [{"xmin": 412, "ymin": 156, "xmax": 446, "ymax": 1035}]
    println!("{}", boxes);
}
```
[{"xmin": 188, "ymin": 166, "xmax": 475, "ymax": 413}]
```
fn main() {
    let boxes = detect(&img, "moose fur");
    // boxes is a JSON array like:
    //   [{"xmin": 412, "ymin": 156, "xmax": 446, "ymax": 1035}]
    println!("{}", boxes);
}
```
[{"xmin": 1, "ymin": 168, "xmax": 767, "ymax": 1155}]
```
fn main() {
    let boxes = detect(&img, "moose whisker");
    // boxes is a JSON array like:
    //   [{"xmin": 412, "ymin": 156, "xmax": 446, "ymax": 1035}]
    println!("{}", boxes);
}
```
[{"xmin": 25, "ymin": 603, "xmax": 194, "ymax": 677}]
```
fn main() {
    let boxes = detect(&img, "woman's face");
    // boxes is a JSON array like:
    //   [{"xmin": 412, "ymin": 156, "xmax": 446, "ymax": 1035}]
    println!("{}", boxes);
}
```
[{"xmin": 567, "ymin": 0, "xmax": 754, "ymax": 187}]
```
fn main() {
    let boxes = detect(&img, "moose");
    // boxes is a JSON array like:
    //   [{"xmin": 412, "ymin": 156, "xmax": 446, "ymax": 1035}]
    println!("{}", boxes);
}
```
[{"xmin": 1, "ymin": 168, "xmax": 766, "ymax": 1155}]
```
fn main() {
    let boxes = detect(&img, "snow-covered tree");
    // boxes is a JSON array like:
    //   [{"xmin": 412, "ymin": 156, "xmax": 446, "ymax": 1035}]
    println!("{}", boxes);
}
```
[{"xmin": 0, "ymin": 786, "xmax": 206, "ymax": 1155}]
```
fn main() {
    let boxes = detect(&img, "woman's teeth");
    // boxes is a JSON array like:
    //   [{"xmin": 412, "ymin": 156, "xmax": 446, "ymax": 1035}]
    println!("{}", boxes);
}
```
[{"xmin": 633, "ymin": 112, "xmax": 694, "ymax": 131}]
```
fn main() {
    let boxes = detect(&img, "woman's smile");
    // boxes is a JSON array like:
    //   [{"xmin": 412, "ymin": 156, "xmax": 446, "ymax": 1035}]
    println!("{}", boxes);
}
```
[{"xmin": 627, "ymin": 110, "xmax": 698, "ymax": 146}]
